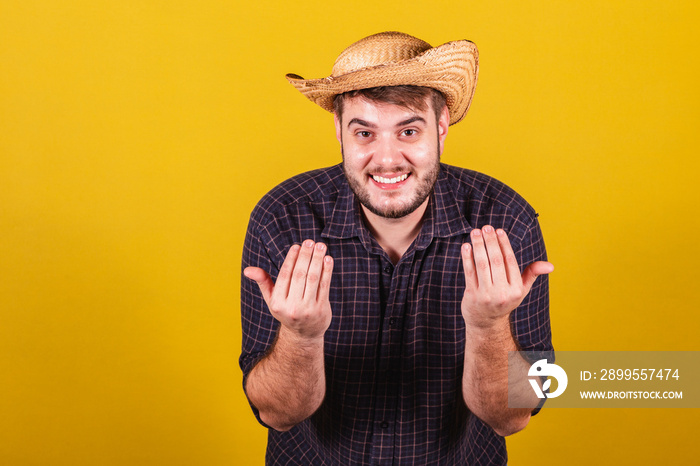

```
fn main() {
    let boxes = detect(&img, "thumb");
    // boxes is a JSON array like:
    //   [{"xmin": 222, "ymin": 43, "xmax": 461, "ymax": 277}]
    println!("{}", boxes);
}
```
[
  {"xmin": 243, "ymin": 266, "xmax": 274, "ymax": 305},
  {"xmin": 521, "ymin": 261, "xmax": 554, "ymax": 294}
]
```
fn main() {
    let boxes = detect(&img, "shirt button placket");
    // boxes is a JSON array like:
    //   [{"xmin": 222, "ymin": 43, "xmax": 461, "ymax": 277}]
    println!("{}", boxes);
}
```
[{"xmin": 371, "ymin": 260, "xmax": 398, "ymax": 465}]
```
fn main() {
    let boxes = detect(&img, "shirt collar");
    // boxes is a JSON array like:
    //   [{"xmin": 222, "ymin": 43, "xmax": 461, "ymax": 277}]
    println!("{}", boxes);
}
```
[
  {"xmin": 321, "ymin": 175, "xmax": 359, "ymax": 240},
  {"xmin": 322, "ymin": 164, "xmax": 472, "ymax": 247}
]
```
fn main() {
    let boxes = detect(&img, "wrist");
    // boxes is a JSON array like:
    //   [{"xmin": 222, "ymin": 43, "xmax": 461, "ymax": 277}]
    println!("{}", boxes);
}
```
[
  {"xmin": 463, "ymin": 315, "xmax": 512, "ymax": 342},
  {"xmin": 278, "ymin": 325, "xmax": 325, "ymax": 350}
]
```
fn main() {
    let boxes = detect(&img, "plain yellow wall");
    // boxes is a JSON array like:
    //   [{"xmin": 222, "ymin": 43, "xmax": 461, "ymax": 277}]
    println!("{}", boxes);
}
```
[{"xmin": 1, "ymin": 1, "xmax": 698, "ymax": 464}]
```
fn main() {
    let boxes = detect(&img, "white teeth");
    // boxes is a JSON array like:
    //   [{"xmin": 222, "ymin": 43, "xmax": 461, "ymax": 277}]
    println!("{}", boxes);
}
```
[{"xmin": 372, "ymin": 174, "xmax": 408, "ymax": 184}]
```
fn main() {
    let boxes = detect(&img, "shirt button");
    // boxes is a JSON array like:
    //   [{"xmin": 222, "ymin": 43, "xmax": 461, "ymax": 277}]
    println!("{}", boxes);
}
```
[
  {"xmin": 380, "ymin": 421, "xmax": 389, "ymax": 429},
  {"xmin": 383, "ymin": 265, "xmax": 393, "ymax": 274},
  {"xmin": 389, "ymin": 317, "xmax": 397, "ymax": 327}
]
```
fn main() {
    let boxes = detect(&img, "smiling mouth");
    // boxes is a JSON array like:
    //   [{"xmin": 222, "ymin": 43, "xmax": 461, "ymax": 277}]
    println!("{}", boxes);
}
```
[{"xmin": 371, "ymin": 173, "xmax": 409, "ymax": 184}]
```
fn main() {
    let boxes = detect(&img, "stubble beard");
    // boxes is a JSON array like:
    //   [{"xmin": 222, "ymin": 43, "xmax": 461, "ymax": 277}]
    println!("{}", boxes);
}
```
[{"xmin": 341, "ymin": 143, "xmax": 441, "ymax": 220}]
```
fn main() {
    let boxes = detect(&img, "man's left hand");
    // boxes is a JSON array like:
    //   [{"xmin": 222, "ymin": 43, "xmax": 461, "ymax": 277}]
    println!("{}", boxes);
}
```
[{"xmin": 460, "ymin": 225, "xmax": 553, "ymax": 329}]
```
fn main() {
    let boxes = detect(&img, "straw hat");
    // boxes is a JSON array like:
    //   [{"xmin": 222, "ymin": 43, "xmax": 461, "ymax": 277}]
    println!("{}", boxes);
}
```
[{"xmin": 286, "ymin": 31, "xmax": 479, "ymax": 125}]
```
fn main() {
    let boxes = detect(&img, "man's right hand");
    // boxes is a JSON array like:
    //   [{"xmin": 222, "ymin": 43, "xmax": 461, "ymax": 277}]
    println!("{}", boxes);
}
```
[{"xmin": 244, "ymin": 240, "xmax": 334, "ymax": 342}]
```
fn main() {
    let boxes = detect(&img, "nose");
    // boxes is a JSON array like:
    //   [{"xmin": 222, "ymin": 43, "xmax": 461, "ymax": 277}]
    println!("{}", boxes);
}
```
[{"xmin": 372, "ymin": 136, "xmax": 405, "ymax": 168}]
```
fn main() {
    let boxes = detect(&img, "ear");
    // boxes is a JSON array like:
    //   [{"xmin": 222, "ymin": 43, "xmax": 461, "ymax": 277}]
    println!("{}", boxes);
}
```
[
  {"xmin": 334, "ymin": 112, "xmax": 342, "ymax": 143},
  {"xmin": 438, "ymin": 105, "xmax": 449, "ymax": 155}
]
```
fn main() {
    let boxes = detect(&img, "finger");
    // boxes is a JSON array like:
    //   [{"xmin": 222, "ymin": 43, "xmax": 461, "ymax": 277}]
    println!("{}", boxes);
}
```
[
  {"xmin": 317, "ymin": 254, "xmax": 334, "ymax": 302},
  {"xmin": 482, "ymin": 225, "xmax": 507, "ymax": 285},
  {"xmin": 288, "ymin": 239, "xmax": 315, "ymax": 302},
  {"xmin": 303, "ymin": 242, "xmax": 327, "ymax": 301},
  {"xmin": 461, "ymin": 242, "xmax": 478, "ymax": 290},
  {"xmin": 272, "ymin": 244, "xmax": 301, "ymax": 302},
  {"xmin": 496, "ymin": 229, "xmax": 520, "ymax": 284},
  {"xmin": 521, "ymin": 261, "xmax": 554, "ymax": 295},
  {"xmin": 470, "ymin": 228, "xmax": 491, "ymax": 288},
  {"xmin": 243, "ymin": 266, "xmax": 274, "ymax": 306}
]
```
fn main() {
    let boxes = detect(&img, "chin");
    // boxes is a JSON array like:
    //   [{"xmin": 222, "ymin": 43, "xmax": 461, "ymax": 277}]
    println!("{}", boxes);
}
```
[{"xmin": 362, "ymin": 197, "xmax": 425, "ymax": 219}]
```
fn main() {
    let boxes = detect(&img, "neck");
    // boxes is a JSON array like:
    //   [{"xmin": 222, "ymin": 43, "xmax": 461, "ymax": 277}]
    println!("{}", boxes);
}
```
[{"xmin": 361, "ymin": 199, "xmax": 429, "ymax": 265}]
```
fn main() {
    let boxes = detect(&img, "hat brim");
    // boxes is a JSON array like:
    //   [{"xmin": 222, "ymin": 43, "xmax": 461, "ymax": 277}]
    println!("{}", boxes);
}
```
[{"xmin": 286, "ymin": 40, "xmax": 478, "ymax": 126}]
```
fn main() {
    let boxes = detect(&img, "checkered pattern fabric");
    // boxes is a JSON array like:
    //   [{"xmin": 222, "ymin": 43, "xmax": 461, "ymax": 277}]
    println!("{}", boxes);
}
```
[{"xmin": 240, "ymin": 163, "xmax": 552, "ymax": 465}]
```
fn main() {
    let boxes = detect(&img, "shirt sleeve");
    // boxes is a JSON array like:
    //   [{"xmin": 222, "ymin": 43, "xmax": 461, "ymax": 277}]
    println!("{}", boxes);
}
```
[
  {"xmin": 509, "ymin": 215, "xmax": 553, "ymax": 354},
  {"xmin": 239, "ymin": 214, "xmax": 281, "ymax": 425},
  {"xmin": 509, "ymin": 215, "xmax": 554, "ymax": 415}
]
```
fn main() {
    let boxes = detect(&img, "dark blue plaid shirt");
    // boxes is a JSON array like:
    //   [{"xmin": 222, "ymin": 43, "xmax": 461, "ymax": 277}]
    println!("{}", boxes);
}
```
[{"xmin": 240, "ymin": 163, "xmax": 552, "ymax": 465}]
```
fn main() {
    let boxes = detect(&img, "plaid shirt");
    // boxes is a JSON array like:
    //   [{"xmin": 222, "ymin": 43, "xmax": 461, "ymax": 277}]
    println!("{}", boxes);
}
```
[{"xmin": 240, "ymin": 163, "xmax": 552, "ymax": 465}]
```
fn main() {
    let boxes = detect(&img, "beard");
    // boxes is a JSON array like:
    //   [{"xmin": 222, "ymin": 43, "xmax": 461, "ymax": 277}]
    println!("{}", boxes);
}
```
[{"xmin": 341, "ymin": 144, "xmax": 441, "ymax": 219}]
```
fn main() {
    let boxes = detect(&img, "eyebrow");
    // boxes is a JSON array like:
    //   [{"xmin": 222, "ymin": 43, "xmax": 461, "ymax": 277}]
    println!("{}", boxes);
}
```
[
  {"xmin": 347, "ymin": 118, "xmax": 377, "ymax": 128},
  {"xmin": 346, "ymin": 115, "xmax": 427, "ymax": 128},
  {"xmin": 397, "ymin": 116, "xmax": 427, "ymax": 127}
]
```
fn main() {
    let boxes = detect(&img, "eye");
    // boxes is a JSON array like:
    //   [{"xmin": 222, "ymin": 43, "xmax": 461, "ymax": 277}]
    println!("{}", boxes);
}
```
[
  {"xmin": 402, "ymin": 129, "xmax": 417, "ymax": 137},
  {"xmin": 355, "ymin": 130, "xmax": 372, "ymax": 138}
]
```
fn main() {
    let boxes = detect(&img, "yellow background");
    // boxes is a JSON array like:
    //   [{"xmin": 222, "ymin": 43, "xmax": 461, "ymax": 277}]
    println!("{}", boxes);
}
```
[{"xmin": 1, "ymin": 1, "xmax": 698, "ymax": 464}]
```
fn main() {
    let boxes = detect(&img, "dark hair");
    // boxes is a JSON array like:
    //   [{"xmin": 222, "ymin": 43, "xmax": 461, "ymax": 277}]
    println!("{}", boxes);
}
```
[{"xmin": 333, "ymin": 85, "xmax": 447, "ymax": 123}]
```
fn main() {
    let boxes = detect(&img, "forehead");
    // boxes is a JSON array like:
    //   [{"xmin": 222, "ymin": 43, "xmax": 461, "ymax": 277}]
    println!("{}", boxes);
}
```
[{"xmin": 339, "ymin": 95, "xmax": 435, "ymax": 126}]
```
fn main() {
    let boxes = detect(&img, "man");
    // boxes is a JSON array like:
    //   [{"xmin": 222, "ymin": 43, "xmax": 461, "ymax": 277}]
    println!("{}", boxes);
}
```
[{"xmin": 240, "ymin": 31, "xmax": 553, "ymax": 465}]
